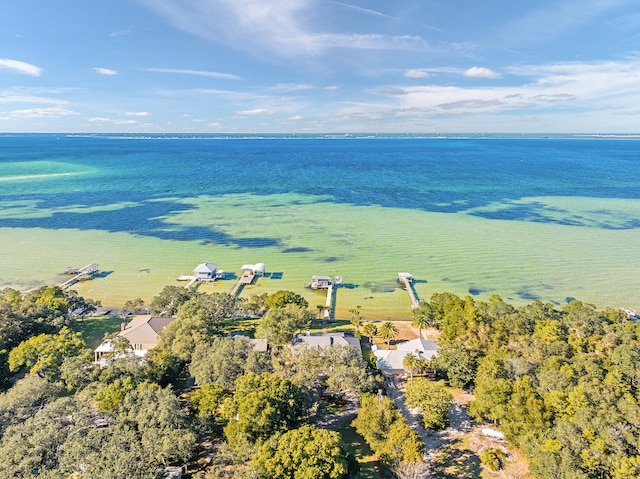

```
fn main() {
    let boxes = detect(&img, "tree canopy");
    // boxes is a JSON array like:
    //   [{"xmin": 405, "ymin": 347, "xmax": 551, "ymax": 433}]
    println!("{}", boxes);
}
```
[{"xmin": 255, "ymin": 425, "xmax": 352, "ymax": 479}]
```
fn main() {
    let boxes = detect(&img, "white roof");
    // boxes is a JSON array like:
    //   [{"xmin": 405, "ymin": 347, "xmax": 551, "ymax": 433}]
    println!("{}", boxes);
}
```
[
  {"xmin": 194, "ymin": 263, "xmax": 217, "ymax": 273},
  {"xmin": 312, "ymin": 275, "xmax": 333, "ymax": 281},
  {"xmin": 241, "ymin": 263, "xmax": 266, "ymax": 273},
  {"xmin": 396, "ymin": 338, "xmax": 439, "ymax": 352},
  {"xmin": 373, "ymin": 338, "xmax": 439, "ymax": 374}
]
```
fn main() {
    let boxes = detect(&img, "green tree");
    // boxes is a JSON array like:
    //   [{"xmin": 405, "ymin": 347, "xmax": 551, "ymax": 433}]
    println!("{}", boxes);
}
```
[
  {"xmin": 189, "ymin": 336, "xmax": 254, "ymax": 388},
  {"xmin": 178, "ymin": 292, "xmax": 238, "ymax": 330},
  {"xmin": 114, "ymin": 382, "xmax": 197, "ymax": 467},
  {"xmin": 362, "ymin": 322, "xmax": 378, "ymax": 343},
  {"xmin": 378, "ymin": 321, "xmax": 399, "ymax": 347},
  {"xmin": 349, "ymin": 305, "xmax": 363, "ymax": 334},
  {"xmin": 352, "ymin": 393, "xmax": 424, "ymax": 470},
  {"xmin": 225, "ymin": 372, "xmax": 306, "ymax": 444},
  {"xmin": 8, "ymin": 326, "xmax": 86, "ymax": 379},
  {"xmin": 352, "ymin": 393, "xmax": 403, "ymax": 452},
  {"xmin": 0, "ymin": 374, "xmax": 65, "ymax": 430},
  {"xmin": 255, "ymin": 304, "xmax": 312, "ymax": 346},
  {"xmin": 403, "ymin": 353, "xmax": 420, "ymax": 383},
  {"xmin": 190, "ymin": 383, "xmax": 232, "ymax": 424},
  {"xmin": 405, "ymin": 379, "xmax": 454, "ymax": 430},
  {"xmin": 122, "ymin": 297, "xmax": 145, "ymax": 316},
  {"xmin": 149, "ymin": 285, "xmax": 193, "ymax": 316},
  {"xmin": 412, "ymin": 302, "xmax": 436, "ymax": 338},
  {"xmin": 378, "ymin": 420, "xmax": 424, "ymax": 467},
  {"xmin": 265, "ymin": 290, "xmax": 309, "ymax": 310},
  {"xmin": 255, "ymin": 425, "xmax": 351, "ymax": 479},
  {"xmin": 434, "ymin": 342, "xmax": 478, "ymax": 389}
]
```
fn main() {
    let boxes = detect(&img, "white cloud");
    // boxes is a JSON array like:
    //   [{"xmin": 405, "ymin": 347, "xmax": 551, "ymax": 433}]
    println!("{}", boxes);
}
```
[
  {"xmin": 324, "ymin": 85, "xmax": 339, "ymax": 91},
  {"xmin": 331, "ymin": 2, "xmax": 391, "ymax": 19},
  {"xmin": 463, "ymin": 66, "xmax": 502, "ymax": 79},
  {"xmin": 269, "ymin": 83, "xmax": 314, "ymax": 91},
  {"xmin": 143, "ymin": 67, "xmax": 241, "ymax": 80},
  {"xmin": 0, "ymin": 58, "xmax": 42, "ymax": 77},
  {"xmin": 121, "ymin": 111, "xmax": 151, "ymax": 117},
  {"xmin": 0, "ymin": 90, "xmax": 69, "ymax": 105},
  {"xmin": 93, "ymin": 67, "xmax": 117, "ymax": 75},
  {"xmin": 87, "ymin": 117, "xmax": 138, "ymax": 125},
  {"xmin": 314, "ymin": 33, "xmax": 430, "ymax": 51},
  {"xmin": 404, "ymin": 69, "xmax": 430, "ymax": 79},
  {"xmin": 383, "ymin": 59, "xmax": 640, "ymax": 117},
  {"xmin": 287, "ymin": 115, "xmax": 304, "ymax": 120},
  {"xmin": 2, "ymin": 106, "xmax": 77, "ymax": 119},
  {"xmin": 137, "ymin": 0, "xmax": 433, "ymax": 57},
  {"xmin": 236, "ymin": 108, "xmax": 274, "ymax": 115}
]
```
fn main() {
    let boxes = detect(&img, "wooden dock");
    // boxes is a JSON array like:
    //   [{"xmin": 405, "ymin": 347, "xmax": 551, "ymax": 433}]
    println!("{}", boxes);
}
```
[
  {"xmin": 60, "ymin": 263, "xmax": 99, "ymax": 290},
  {"xmin": 230, "ymin": 270, "xmax": 256, "ymax": 297},
  {"xmin": 229, "ymin": 263, "xmax": 265, "ymax": 297},
  {"xmin": 230, "ymin": 270, "xmax": 255, "ymax": 297},
  {"xmin": 398, "ymin": 272, "xmax": 420, "ymax": 309},
  {"xmin": 312, "ymin": 275, "xmax": 341, "ymax": 321}
]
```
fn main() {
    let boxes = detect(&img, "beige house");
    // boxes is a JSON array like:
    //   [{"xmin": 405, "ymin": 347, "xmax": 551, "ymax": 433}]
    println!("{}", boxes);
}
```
[{"xmin": 94, "ymin": 315, "xmax": 175, "ymax": 364}]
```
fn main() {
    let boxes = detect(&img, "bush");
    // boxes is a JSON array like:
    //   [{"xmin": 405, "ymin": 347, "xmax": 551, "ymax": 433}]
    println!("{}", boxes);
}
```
[{"xmin": 479, "ymin": 448, "xmax": 504, "ymax": 471}]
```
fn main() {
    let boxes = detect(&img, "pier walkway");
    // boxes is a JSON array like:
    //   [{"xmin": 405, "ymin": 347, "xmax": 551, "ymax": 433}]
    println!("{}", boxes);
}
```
[
  {"xmin": 60, "ymin": 263, "xmax": 99, "ymax": 290},
  {"xmin": 230, "ymin": 270, "xmax": 256, "ymax": 297},
  {"xmin": 323, "ymin": 282, "xmax": 334, "ymax": 320},
  {"xmin": 398, "ymin": 272, "xmax": 420, "ymax": 309}
]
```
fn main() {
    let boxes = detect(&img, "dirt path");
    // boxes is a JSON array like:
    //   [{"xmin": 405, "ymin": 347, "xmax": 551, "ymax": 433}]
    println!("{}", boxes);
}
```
[{"xmin": 384, "ymin": 376, "xmax": 472, "ymax": 461}]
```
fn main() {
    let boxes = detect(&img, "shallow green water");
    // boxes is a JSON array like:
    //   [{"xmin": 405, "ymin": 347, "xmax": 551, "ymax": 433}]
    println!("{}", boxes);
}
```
[{"xmin": 3, "ymin": 192, "xmax": 639, "ymax": 319}]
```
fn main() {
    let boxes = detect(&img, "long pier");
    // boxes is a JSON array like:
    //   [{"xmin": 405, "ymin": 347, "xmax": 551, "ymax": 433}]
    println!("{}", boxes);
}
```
[
  {"xmin": 398, "ymin": 272, "xmax": 420, "ymax": 309},
  {"xmin": 323, "ymin": 282, "xmax": 334, "ymax": 320},
  {"xmin": 311, "ymin": 275, "xmax": 341, "ymax": 321},
  {"xmin": 60, "ymin": 263, "xmax": 99, "ymax": 290}
]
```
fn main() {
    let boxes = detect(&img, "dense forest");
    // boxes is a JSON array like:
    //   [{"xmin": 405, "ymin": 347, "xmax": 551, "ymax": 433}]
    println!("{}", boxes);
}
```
[
  {"xmin": 1, "ymin": 284, "xmax": 639, "ymax": 479},
  {"xmin": 423, "ymin": 293, "xmax": 640, "ymax": 479}
]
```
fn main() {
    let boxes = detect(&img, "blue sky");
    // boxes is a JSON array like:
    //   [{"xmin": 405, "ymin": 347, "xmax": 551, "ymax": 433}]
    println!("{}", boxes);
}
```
[{"xmin": 1, "ymin": 0, "xmax": 640, "ymax": 133}]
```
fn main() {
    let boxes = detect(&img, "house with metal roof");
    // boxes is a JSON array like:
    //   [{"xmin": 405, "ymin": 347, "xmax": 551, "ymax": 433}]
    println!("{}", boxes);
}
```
[
  {"xmin": 194, "ymin": 262, "xmax": 218, "ymax": 279},
  {"xmin": 292, "ymin": 332, "xmax": 361, "ymax": 354},
  {"xmin": 372, "ymin": 337, "xmax": 438, "ymax": 375}
]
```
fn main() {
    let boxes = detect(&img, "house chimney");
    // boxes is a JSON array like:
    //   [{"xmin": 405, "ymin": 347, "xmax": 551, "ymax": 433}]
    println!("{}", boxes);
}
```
[{"xmin": 120, "ymin": 322, "xmax": 126, "ymax": 332}]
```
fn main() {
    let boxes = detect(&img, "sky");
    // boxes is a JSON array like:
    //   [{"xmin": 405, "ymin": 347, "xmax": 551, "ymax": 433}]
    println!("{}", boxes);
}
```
[{"xmin": 1, "ymin": 0, "xmax": 640, "ymax": 133}]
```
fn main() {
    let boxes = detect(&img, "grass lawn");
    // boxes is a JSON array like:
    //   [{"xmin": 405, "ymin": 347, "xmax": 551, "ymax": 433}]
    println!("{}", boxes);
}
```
[
  {"xmin": 74, "ymin": 315, "xmax": 123, "ymax": 349},
  {"xmin": 337, "ymin": 420, "xmax": 392, "ymax": 479}
]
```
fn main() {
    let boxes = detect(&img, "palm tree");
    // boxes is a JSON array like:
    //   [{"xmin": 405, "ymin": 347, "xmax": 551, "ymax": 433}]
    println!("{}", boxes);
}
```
[
  {"xmin": 349, "ymin": 305, "xmax": 363, "ymax": 334},
  {"xmin": 403, "ymin": 352, "xmax": 420, "ymax": 384},
  {"xmin": 379, "ymin": 321, "xmax": 399, "ymax": 348},
  {"xmin": 412, "ymin": 302, "xmax": 436, "ymax": 339},
  {"xmin": 362, "ymin": 322, "xmax": 378, "ymax": 343}
]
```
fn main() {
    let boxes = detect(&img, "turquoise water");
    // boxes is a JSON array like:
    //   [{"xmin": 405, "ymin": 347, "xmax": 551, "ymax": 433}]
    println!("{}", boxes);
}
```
[{"xmin": 1, "ymin": 134, "xmax": 639, "ymax": 319}]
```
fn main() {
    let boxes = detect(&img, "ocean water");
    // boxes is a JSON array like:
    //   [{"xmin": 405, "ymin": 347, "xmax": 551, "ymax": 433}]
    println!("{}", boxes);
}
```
[{"xmin": 1, "ymin": 134, "xmax": 639, "ymax": 319}]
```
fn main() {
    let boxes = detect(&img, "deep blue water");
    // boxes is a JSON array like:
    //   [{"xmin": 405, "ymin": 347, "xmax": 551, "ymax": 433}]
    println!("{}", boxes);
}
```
[{"xmin": 1, "ymin": 135, "xmax": 639, "ymax": 246}]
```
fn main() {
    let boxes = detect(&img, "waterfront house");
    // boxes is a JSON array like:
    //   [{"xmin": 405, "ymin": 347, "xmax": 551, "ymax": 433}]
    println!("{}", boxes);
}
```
[
  {"xmin": 194, "ymin": 262, "xmax": 218, "ymax": 279},
  {"xmin": 94, "ymin": 315, "xmax": 175, "ymax": 364},
  {"xmin": 372, "ymin": 337, "xmax": 438, "ymax": 375},
  {"xmin": 310, "ymin": 275, "xmax": 333, "ymax": 289}
]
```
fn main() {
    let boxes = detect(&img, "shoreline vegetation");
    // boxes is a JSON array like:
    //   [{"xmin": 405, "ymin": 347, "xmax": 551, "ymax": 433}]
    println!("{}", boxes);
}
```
[{"xmin": 1, "ymin": 282, "xmax": 639, "ymax": 478}]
